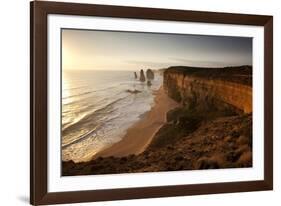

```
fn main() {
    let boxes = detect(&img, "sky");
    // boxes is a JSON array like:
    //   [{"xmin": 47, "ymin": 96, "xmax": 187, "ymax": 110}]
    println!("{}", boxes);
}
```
[{"xmin": 62, "ymin": 29, "xmax": 252, "ymax": 71}]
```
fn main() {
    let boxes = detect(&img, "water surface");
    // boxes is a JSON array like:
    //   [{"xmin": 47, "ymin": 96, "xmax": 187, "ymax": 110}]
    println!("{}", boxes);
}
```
[{"xmin": 62, "ymin": 70, "xmax": 162, "ymax": 162}]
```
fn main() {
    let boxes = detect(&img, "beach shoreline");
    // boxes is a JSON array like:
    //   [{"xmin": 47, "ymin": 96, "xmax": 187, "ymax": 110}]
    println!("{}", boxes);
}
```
[{"xmin": 92, "ymin": 86, "xmax": 179, "ymax": 159}]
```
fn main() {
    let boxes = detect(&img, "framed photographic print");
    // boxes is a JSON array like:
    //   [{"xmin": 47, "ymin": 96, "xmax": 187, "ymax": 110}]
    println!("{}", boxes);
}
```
[{"xmin": 30, "ymin": 1, "xmax": 273, "ymax": 205}]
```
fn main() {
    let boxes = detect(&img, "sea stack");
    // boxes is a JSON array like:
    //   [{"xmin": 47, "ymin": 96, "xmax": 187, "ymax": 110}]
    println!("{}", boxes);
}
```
[
  {"xmin": 134, "ymin": 72, "xmax": 138, "ymax": 79},
  {"xmin": 139, "ymin": 69, "xmax": 146, "ymax": 82},
  {"xmin": 146, "ymin": 69, "xmax": 154, "ymax": 80}
]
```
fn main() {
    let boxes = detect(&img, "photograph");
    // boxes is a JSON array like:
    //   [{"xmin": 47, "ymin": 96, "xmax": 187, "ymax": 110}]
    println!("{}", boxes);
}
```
[
  {"xmin": 61, "ymin": 29, "xmax": 253, "ymax": 176},
  {"xmin": 30, "ymin": 2, "xmax": 273, "ymax": 204}
]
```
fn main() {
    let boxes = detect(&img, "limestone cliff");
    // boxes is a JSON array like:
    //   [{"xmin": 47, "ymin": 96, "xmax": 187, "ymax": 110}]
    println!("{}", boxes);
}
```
[{"xmin": 163, "ymin": 66, "xmax": 252, "ymax": 113}]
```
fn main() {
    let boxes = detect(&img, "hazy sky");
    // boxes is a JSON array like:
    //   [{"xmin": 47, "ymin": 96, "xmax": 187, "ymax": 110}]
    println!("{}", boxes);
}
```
[{"xmin": 62, "ymin": 29, "xmax": 252, "ymax": 71}]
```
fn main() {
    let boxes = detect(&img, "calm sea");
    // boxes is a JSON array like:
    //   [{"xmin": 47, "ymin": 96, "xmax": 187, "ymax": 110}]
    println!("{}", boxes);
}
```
[{"xmin": 62, "ymin": 70, "xmax": 162, "ymax": 162}]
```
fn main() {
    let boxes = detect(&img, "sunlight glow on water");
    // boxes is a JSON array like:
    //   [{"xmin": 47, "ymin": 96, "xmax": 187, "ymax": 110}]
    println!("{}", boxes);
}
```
[{"xmin": 62, "ymin": 70, "xmax": 162, "ymax": 162}]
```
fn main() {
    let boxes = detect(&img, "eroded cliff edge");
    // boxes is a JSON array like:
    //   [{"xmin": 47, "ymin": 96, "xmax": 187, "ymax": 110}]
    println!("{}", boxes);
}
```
[
  {"xmin": 62, "ymin": 66, "xmax": 253, "ymax": 176},
  {"xmin": 164, "ymin": 66, "xmax": 252, "ymax": 113}
]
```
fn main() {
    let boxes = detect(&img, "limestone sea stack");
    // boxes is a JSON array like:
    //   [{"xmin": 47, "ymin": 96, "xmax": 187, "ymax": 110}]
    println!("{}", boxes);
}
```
[
  {"xmin": 146, "ymin": 69, "xmax": 154, "ymax": 80},
  {"xmin": 139, "ymin": 69, "xmax": 146, "ymax": 82},
  {"xmin": 134, "ymin": 72, "xmax": 138, "ymax": 79}
]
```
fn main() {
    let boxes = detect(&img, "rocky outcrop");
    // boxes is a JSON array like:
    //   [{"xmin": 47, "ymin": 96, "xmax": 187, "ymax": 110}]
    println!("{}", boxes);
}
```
[
  {"xmin": 163, "ymin": 66, "xmax": 252, "ymax": 113},
  {"xmin": 139, "ymin": 69, "xmax": 146, "ymax": 82},
  {"xmin": 146, "ymin": 69, "xmax": 155, "ymax": 80},
  {"xmin": 126, "ymin": 89, "xmax": 141, "ymax": 94},
  {"xmin": 62, "ymin": 65, "xmax": 253, "ymax": 176},
  {"xmin": 62, "ymin": 113, "xmax": 252, "ymax": 176},
  {"xmin": 134, "ymin": 72, "xmax": 138, "ymax": 79}
]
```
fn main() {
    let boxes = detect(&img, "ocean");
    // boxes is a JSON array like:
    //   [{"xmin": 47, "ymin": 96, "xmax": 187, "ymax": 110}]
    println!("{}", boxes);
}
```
[{"xmin": 62, "ymin": 70, "xmax": 162, "ymax": 162}]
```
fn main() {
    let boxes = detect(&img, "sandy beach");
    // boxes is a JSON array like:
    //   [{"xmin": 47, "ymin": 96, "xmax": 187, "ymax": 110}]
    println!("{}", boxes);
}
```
[{"xmin": 93, "ymin": 86, "xmax": 179, "ymax": 159}]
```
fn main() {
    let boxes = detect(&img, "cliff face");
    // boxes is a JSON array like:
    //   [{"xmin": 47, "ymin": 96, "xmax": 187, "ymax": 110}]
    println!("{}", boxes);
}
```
[
  {"xmin": 62, "ymin": 66, "xmax": 253, "ymax": 176},
  {"xmin": 164, "ymin": 66, "xmax": 252, "ymax": 114}
]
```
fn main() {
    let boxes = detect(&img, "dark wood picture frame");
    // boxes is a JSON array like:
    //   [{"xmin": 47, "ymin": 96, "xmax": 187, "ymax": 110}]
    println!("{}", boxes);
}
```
[{"xmin": 30, "ymin": 1, "xmax": 273, "ymax": 205}]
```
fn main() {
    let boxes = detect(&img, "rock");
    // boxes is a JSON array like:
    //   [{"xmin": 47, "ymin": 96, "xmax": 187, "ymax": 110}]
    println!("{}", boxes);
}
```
[
  {"xmin": 126, "ymin": 89, "xmax": 141, "ymax": 94},
  {"xmin": 147, "ymin": 80, "xmax": 152, "ymax": 86},
  {"xmin": 120, "ymin": 157, "xmax": 128, "ymax": 163},
  {"xmin": 235, "ymin": 145, "xmax": 249, "ymax": 154},
  {"xmin": 146, "ymin": 69, "xmax": 154, "ymax": 80},
  {"xmin": 62, "ymin": 113, "xmax": 252, "ymax": 175},
  {"xmin": 134, "ymin": 72, "xmax": 138, "ymax": 79},
  {"xmin": 236, "ymin": 135, "xmax": 250, "ymax": 145},
  {"xmin": 226, "ymin": 151, "xmax": 241, "ymax": 162},
  {"xmin": 174, "ymin": 155, "xmax": 184, "ymax": 161},
  {"xmin": 97, "ymin": 157, "xmax": 104, "ymax": 161},
  {"xmin": 196, "ymin": 157, "xmax": 219, "ymax": 169},
  {"xmin": 230, "ymin": 131, "xmax": 240, "ymax": 138},
  {"xmin": 237, "ymin": 151, "xmax": 252, "ymax": 166},
  {"xmin": 224, "ymin": 136, "xmax": 232, "ymax": 142},
  {"xmin": 139, "ymin": 69, "xmax": 146, "ymax": 82}
]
